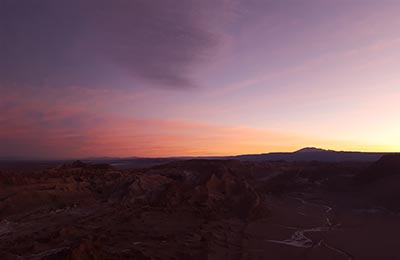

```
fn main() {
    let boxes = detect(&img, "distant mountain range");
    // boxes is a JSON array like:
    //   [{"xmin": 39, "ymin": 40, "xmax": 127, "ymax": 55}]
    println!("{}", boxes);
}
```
[
  {"xmin": 102, "ymin": 147, "xmax": 392, "ymax": 164},
  {"xmin": 0, "ymin": 147, "xmax": 396, "ymax": 164},
  {"xmin": 229, "ymin": 147, "xmax": 389, "ymax": 162}
]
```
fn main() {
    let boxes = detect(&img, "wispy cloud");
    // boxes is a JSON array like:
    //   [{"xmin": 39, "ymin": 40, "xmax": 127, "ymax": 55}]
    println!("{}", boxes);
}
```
[{"xmin": 0, "ymin": 0, "xmax": 233, "ymax": 89}]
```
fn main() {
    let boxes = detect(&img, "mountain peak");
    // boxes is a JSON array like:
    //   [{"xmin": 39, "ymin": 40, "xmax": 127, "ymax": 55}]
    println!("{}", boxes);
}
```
[{"xmin": 295, "ymin": 147, "xmax": 328, "ymax": 153}]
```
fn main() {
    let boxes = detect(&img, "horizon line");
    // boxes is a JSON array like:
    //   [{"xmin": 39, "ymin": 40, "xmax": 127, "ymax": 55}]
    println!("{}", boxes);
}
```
[{"xmin": 1, "ymin": 147, "xmax": 399, "ymax": 161}]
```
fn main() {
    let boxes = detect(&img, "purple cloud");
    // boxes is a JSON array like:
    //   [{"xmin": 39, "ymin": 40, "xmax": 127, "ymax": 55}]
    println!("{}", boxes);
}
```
[{"xmin": 0, "ymin": 0, "xmax": 231, "ymax": 88}]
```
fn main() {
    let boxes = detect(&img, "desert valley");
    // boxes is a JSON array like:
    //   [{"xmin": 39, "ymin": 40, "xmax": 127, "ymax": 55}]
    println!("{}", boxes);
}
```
[
  {"xmin": 2, "ymin": 1, "xmax": 400, "ymax": 259},
  {"xmin": 1, "ymin": 149, "xmax": 400, "ymax": 259}
]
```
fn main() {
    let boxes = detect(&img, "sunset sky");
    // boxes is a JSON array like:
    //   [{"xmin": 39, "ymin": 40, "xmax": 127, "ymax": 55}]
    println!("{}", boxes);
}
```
[{"xmin": 1, "ymin": 0, "xmax": 400, "ymax": 158}]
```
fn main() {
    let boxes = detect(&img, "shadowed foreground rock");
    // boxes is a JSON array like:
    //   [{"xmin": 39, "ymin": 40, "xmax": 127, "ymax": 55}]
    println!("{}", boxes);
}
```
[
  {"xmin": 355, "ymin": 154, "xmax": 400, "ymax": 211},
  {"xmin": 2, "ymin": 158, "xmax": 400, "ymax": 259},
  {"xmin": 0, "ymin": 160, "xmax": 268, "ymax": 259}
]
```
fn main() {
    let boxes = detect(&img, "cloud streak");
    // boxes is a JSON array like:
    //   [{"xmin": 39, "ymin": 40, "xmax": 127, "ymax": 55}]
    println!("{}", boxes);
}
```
[{"xmin": 0, "ymin": 0, "xmax": 231, "ymax": 89}]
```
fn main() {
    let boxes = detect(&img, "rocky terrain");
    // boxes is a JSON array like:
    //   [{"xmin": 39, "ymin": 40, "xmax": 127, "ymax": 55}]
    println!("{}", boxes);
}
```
[{"xmin": 0, "ymin": 156, "xmax": 399, "ymax": 259}]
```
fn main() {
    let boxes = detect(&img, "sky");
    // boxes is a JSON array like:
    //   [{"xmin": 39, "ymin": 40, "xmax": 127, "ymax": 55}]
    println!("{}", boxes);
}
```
[{"xmin": 1, "ymin": 0, "xmax": 400, "ymax": 158}]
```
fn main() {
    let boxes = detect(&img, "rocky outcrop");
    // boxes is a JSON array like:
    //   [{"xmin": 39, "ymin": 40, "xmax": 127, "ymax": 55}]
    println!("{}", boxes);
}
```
[
  {"xmin": 355, "ymin": 154, "xmax": 400, "ymax": 184},
  {"xmin": 354, "ymin": 154, "xmax": 400, "ymax": 211},
  {"xmin": 0, "ymin": 160, "xmax": 268, "ymax": 259},
  {"xmin": 132, "ymin": 160, "xmax": 269, "ymax": 220}
]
